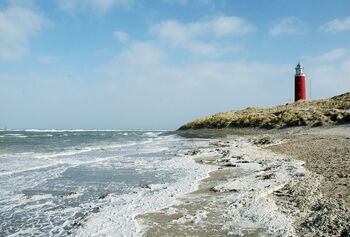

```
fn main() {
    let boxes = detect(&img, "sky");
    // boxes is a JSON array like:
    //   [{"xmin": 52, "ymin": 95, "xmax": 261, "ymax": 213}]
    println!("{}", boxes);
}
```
[{"xmin": 1, "ymin": 0, "xmax": 350, "ymax": 129}]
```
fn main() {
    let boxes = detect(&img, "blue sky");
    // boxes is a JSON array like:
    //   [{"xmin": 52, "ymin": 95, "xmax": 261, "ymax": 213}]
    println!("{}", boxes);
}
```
[{"xmin": 1, "ymin": 0, "xmax": 350, "ymax": 129}]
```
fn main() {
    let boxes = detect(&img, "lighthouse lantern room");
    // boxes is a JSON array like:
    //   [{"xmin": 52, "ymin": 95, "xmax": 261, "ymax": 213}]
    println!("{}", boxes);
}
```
[{"xmin": 294, "ymin": 62, "xmax": 306, "ymax": 101}]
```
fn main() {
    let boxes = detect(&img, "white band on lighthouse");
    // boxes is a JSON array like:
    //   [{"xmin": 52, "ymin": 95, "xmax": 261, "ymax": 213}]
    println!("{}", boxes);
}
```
[{"xmin": 295, "ymin": 62, "xmax": 305, "ymax": 76}]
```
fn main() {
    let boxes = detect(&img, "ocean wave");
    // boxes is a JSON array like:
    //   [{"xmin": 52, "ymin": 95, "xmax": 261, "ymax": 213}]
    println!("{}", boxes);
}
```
[
  {"xmin": 0, "ymin": 139, "xmax": 157, "ymax": 176},
  {"xmin": 75, "ymin": 144, "xmax": 216, "ymax": 237},
  {"xmin": 0, "ymin": 134, "xmax": 28, "ymax": 138},
  {"xmin": 0, "ymin": 139, "xmax": 153, "ymax": 159},
  {"xmin": 142, "ymin": 132, "xmax": 162, "ymax": 138},
  {"xmin": 0, "ymin": 133, "xmax": 211, "ymax": 236},
  {"xmin": 0, "ymin": 129, "xmax": 171, "ymax": 133},
  {"xmin": 0, "ymin": 154, "xmax": 119, "ymax": 177}
]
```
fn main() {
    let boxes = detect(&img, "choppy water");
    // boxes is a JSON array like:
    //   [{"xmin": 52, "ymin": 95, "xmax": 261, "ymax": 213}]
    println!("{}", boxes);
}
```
[{"xmin": 0, "ymin": 130, "xmax": 213, "ymax": 236}]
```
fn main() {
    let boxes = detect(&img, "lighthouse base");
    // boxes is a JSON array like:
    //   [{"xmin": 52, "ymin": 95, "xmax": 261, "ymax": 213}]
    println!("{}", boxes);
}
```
[{"xmin": 295, "ymin": 75, "xmax": 306, "ymax": 101}]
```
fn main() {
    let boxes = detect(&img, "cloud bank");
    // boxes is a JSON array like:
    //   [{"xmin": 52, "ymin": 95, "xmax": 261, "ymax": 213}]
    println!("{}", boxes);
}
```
[
  {"xmin": 56, "ymin": 0, "xmax": 135, "ymax": 13},
  {"xmin": 151, "ymin": 16, "xmax": 253, "ymax": 57},
  {"xmin": 270, "ymin": 17, "xmax": 304, "ymax": 36},
  {"xmin": 0, "ymin": 6, "xmax": 44, "ymax": 62},
  {"xmin": 321, "ymin": 16, "xmax": 350, "ymax": 32}
]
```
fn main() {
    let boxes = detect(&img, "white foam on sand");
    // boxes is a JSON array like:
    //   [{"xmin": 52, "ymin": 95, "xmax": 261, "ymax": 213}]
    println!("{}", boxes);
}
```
[
  {"xmin": 75, "ymin": 148, "xmax": 217, "ymax": 237},
  {"xmin": 205, "ymin": 138, "xmax": 305, "ymax": 236},
  {"xmin": 0, "ymin": 165, "xmax": 68, "ymax": 198},
  {"xmin": 2, "ymin": 193, "xmax": 84, "ymax": 237},
  {"xmin": 131, "ymin": 137, "xmax": 304, "ymax": 236},
  {"xmin": 75, "ymin": 136, "xmax": 305, "ymax": 237}
]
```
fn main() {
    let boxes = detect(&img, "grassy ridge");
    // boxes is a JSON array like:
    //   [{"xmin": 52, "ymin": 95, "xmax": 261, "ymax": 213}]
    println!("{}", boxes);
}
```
[{"xmin": 179, "ymin": 92, "xmax": 350, "ymax": 130}]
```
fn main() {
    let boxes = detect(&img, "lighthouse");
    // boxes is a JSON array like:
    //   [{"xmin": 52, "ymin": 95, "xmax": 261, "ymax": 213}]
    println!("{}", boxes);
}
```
[{"xmin": 294, "ymin": 62, "xmax": 306, "ymax": 101}]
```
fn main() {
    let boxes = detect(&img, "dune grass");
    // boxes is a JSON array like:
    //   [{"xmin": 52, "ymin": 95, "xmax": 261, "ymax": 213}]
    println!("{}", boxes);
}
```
[{"xmin": 179, "ymin": 92, "xmax": 350, "ymax": 130}]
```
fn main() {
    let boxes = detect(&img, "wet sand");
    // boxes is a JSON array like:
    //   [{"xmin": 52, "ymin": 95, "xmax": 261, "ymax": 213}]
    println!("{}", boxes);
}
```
[{"xmin": 137, "ymin": 125, "xmax": 350, "ymax": 236}]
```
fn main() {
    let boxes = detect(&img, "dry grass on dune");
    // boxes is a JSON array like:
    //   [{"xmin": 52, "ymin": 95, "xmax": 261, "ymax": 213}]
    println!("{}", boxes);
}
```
[{"xmin": 179, "ymin": 92, "xmax": 350, "ymax": 130}]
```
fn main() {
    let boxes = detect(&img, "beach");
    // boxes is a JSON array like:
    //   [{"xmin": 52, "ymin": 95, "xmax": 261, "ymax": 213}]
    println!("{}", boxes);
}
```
[
  {"xmin": 2, "ymin": 0, "xmax": 350, "ymax": 236},
  {"xmin": 0, "ymin": 127, "xmax": 349, "ymax": 236},
  {"xmin": 138, "ymin": 125, "xmax": 350, "ymax": 236},
  {"xmin": 267, "ymin": 125, "xmax": 350, "ymax": 236}
]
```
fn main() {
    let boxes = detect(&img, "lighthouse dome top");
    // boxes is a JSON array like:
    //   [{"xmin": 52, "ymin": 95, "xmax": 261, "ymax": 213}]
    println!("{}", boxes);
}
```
[{"xmin": 295, "ymin": 62, "xmax": 305, "ymax": 76}]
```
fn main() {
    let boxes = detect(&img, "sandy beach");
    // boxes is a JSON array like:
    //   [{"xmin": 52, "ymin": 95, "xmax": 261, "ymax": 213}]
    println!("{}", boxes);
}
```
[
  {"xmin": 267, "ymin": 125, "xmax": 350, "ymax": 236},
  {"xmin": 2, "ymin": 0, "xmax": 350, "ymax": 236},
  {"xmin": 137, "ymin": 125, "xmax": 350, "ymax": 236}
]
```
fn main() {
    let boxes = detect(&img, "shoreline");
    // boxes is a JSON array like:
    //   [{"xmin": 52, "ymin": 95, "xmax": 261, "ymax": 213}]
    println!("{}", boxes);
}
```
[
  {"xmin": 138, "ymin": 133, "xmax": 303, "ymax": 236},
  {"xmin": 73, "ymin": 136, "xmax": 217, "ymax": 237},
  {"xmin": 138, "ymin": 125, "xmax": 350, "ymax": 236}
]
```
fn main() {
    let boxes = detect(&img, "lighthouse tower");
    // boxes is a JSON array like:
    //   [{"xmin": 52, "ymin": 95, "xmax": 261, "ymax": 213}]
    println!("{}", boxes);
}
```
[{"xmin": 294, "ymin": 62, "xmax": 306, "ymax": 101}]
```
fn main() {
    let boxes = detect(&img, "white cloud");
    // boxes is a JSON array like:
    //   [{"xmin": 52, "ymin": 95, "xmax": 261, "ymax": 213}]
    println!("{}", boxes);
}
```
[
  {"xmin": 152, "ymin": 16, "xmax": 253, "ymax": 41},
  {"xmin": 161, "ymin": 0, "xmax": 225, "ymax": 7},
  {"xmin": 101, "ymin": 39, "xmax": 294, "ymax": 117},
  {"xmin": 6, "ymin": 0, "xmax": 37, "ymax": 7},
  {"xmin": 198, "ymin": 0, "xmax": 221, "ymax": 5},
  {"xmin": 56, "ymin": 0, "xmax": 135, "ymax": 13},
  {"xmin": 307, "ymin": 58, "xmax": 350, "ymax": 99},
  {"xmin": 151, "ymin": 16, "xmax": 253, "ymax": 56},
  {"xmin": 102, "ymin": 16, "xmax": 259, "ymax": 105},
  {"xmin": 38, "ymin": 55, "xmax": 58, "ymax": 65},
  {"xmin": 270, "ymin": 17, "xmax": 303, "ymax": 36},
  {"xmin": 311, "ymin": 48, "xmax": 347, "ymax": 62},
  {"xmin": 0, "ymin": 6, "xmax": 44, "ymax": 62},
  {"xmin": 320, "ymin": 16, "xmax": 350, "ymax": 32},
  {"xmin": 113, "ymin": 31, "xmax": 129, "ymax": 43},
  {"xmin": 211, "ymin": 15, "xmax": 254, "ymax": 37},
  {"xmin": 102, "ymin": 42, "xmax": 165, "ymax": 78},
  {"xmin": 161, "ymin": 0, "xmax": 188, "ymax": 5}
]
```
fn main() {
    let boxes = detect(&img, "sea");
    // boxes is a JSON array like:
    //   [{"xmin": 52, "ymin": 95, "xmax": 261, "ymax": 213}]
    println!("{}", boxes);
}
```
[{"xmin": 0, "ymin": 130, "xmax": 214, "ymax": 236}]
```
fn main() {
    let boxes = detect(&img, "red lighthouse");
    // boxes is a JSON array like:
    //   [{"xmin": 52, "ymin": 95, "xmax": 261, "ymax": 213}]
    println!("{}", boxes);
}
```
[{"xmin": 294, "ymin": 62, "xmax": 306, "ymax": 101}]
